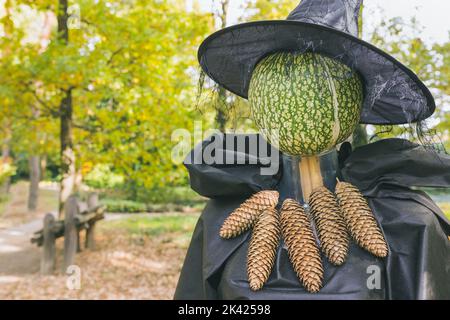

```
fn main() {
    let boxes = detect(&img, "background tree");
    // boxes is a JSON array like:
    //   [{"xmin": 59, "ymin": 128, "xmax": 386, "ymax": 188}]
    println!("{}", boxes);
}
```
[
  {"xmin": 0, "ymin": 0, "xmax": 15, "ymax": 194},
  {"xmin": 369, "ymin": 15, "xmax": 449, "ymax": 149},
  {"xmin": 241, "ymin": 0, "xmax": 296, "ymax": 21},
  {"xmin": 0, "ymin": 0, "xmax": 214, "ymax": 208},
  {"xmin": 213, "ymin": 0, "xmax": 230, "ymax": 132}
]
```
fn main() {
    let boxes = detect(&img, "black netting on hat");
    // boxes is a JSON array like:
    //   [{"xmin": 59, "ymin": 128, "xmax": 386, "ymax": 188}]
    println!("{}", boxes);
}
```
[{"xmin": 198, "ymin": 1, "xmax": 435, "ymax": 125}]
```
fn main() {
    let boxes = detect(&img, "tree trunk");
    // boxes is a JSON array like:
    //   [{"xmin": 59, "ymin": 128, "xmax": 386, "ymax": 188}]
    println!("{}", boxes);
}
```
[
  {"xmin": 1, "ymin": 127, "xmax": 12, "ymax": 194},
  {"xmin": 358, "ymin": 2, "xmax": 363, "ymax": 39},
  {"xmin": 214, "ymin": 0, "xmax": 230, "ymax": 132},
  {"xmin": 28, "ymin": 155, "xmax": 40, "ymax": 211},
  {"xmin": 57, "ymin": 0, "xmax": 69, "ymax": 43},
  {"xmin": 73, "ymin": 166, "xmax": 83, "ymax": 193},
  {"xmin": 352, "ymin": 5, "xmax": 368, "ymax": 148},
  {"xmin": 1, "ymin": 1, "xmax": 13, "ymax": 194},
  {"xmin": 63, "ymin": 195, "xmax": 78, "ymax": 270},
  {"xmin": 28, "ymin": 103, "xmax": 42, "ymax": 212},
  {"xmin": 215, "ymin": 87, "xmax": 228, "ymax": 132},
  {"xmin": 59, "ymin": 90, "xmax": 75, "ymax": 217},
  {"xmin": 40, "ymin": 154, "xmax": 47, "ymax": 180},
  {"xmin": 57, "ymin": 0, "xmax": 75, "ymax": 217},
  {"xmin": 27, "ymin": 10, "xmax": 52, "ymax": 212}
]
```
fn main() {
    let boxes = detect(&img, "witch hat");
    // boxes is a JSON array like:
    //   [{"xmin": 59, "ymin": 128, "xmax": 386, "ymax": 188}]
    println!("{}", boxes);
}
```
[{"xmin": 198, "ymin": 0, "xmax": 435, "ymax": 125}]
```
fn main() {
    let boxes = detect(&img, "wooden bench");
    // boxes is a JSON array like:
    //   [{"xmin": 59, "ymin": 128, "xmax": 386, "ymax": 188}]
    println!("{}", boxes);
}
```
[{"xmin": 31, "ymin": 193, "xmax": 105, "ymax": 274}]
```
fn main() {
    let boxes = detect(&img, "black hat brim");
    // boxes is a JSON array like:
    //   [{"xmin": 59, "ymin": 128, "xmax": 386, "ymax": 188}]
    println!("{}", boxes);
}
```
[{"xmin": 198, "ymin": 20, "xmax": 435, "ymax": 125}]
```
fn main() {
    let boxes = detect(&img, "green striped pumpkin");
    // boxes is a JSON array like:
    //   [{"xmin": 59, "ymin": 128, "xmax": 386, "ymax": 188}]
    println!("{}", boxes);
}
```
[{"xmin": 248, "ymin": 52, "xmax": 363, "ymax": 156}]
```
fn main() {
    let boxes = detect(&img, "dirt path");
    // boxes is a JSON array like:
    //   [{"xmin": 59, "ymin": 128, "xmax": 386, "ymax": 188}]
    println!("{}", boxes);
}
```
[
  {"xmin": 0, "ymin": 182, "xmax": 197, "ymax": 299},
  {"xmin": 0, "ymin": 187, "xmax": 145, "ymax": 279},
  {"xmin": 0, "ymin": 182, "xmax": 58, "ymax": 283},
  {"xmin": 0, "ymin": 219, "xmax": 43, "ymax": 276},
  {"xmin": 0, "ymin": 214, "xmax": 195, "ymax": 299}
]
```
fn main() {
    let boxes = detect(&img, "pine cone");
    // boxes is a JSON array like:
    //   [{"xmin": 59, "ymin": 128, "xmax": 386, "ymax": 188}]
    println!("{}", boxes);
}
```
[
  {"xmin": 280, "ymin": 199, "xmax": 323, "ymax": 293},
  {"xmin": 310, "ymin": 186, "xmax": 349, "ymax": 265},
  {"xmin": 335, "ymin": 181, "xmax": 388, "ymax": 258},
  {"xmin": 220, "ymin": 190, "xmax": 279, "ymax": 239},
  {"xmin": 247, "ymin": 207, "xmax": 280, "ymax": 291}
]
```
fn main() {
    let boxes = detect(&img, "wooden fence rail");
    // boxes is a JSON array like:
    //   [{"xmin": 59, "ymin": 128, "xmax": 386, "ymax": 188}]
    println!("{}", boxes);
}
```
[{"xmin": 31, "ymin": 193, "xmax": 105, "ymax": 274}]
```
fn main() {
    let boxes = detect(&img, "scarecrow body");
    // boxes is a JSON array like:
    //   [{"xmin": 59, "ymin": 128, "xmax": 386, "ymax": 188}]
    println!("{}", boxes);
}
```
[
  {"xmin": 175, "ymin": 136, "xmax": 450, "ymax": 299},
  {"xmin": 175, "ymin": 0, "xmax": 450, "ymax": 299}
]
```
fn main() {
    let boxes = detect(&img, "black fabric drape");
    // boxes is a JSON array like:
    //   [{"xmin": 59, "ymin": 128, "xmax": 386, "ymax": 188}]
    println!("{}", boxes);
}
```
[{"xmin": 174, "ymin": 136, "xmax": 450, "ymax": 300}]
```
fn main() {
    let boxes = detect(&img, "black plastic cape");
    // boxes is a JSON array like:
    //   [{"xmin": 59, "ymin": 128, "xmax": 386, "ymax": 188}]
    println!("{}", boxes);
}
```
[{"xmin": 174, "ymin": 135, "xmax": 450, "ymax": 300}]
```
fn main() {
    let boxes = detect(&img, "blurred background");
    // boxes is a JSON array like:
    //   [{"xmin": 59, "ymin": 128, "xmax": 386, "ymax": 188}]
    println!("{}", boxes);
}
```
[{"xmin": 0, "ymin": 0, "xmax": 448, "ymax": 299}]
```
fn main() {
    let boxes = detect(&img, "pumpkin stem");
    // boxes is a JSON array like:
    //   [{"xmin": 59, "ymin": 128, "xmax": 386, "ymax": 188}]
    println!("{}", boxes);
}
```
[{"xmin": 299, "ymin": 155, "xmax": 323, "ymax": 202}]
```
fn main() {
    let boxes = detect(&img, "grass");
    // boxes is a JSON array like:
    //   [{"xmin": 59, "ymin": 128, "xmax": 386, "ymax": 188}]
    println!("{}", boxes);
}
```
[
  {"xmin": 102, "ymin": 213, "xmax": 200, "ymax": 238},
  {"xmin": 0, "ymin": 194, "xmax": 10, "ymax": 217},
  {"xmin": 437, "ymin": 202, "xmax": 450, "ymax": 220},
  {"xmin": 99, "ymin": 185, "xmax": 207, "ymax": 213},
  {"xmin": 100, "ymin": 185, "xmax": 206, "ymax": 206},
  {"xmin": 100, "ymin": 213, "xmax": 200, "ymax": 249},
  {"xmin": 100, "ymin": 198, "xmax": 206, "ymax": 213},
  {"xmin": 38, "ymin": 187, "xmax": 59, "ymax": 211}
]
